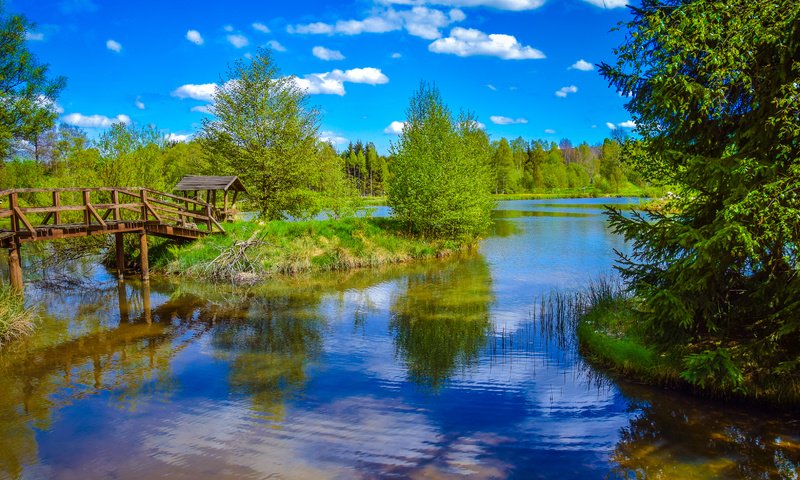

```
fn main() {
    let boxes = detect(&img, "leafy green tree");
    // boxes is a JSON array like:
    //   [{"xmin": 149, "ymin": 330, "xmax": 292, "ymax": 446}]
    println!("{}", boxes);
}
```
[
  {"xmin": 313, "ymin": 142, "xmax": 362, "ymax": 219},
  {"xmin": 0, "ymin": 7, "xmax": 65, "ymax": 160},
  {"xmin": 96, "ymin": 122, "xmax": 166, "ymax": 189},
  {"xmin": 492, "ymin": 137, "xmax": 516, "ymax": 193},
  {"xmin": 200, "ymin": 48, "xmax": 320, "ymax": 219},
  {"xmin": 388, "ymin": 82, "xmax": 494, "ymax": 239},
  {"xmin": 602, "ymin": 0, "xmax": 800, "ymax": 394},
  {"xmin": 599, "ymin": 138, "xmax": 625, "ymax": 193}
]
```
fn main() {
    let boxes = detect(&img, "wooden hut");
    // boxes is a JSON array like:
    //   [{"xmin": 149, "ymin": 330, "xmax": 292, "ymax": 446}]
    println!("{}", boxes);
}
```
[{"xmin": 174, "ymin": 175, "xmax": 247, "ymax": 221}]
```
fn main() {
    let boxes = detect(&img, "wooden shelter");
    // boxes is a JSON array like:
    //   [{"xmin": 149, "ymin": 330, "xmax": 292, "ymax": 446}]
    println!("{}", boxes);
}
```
[{"xmin": 174, "ymin": 175, "xmax": 247, "ymax": 221}]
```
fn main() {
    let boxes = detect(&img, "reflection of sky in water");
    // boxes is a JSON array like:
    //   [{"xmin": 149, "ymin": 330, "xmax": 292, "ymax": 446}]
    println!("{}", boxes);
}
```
[{"xmin": 2, "ymin": 199, "xmax": 799, "ymax": 479}]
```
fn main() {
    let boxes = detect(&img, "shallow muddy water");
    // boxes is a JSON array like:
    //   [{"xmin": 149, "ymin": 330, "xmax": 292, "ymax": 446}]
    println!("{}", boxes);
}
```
[{"xmin": 1, "ymin": 199, "xmax": 798, "ymax": 479}]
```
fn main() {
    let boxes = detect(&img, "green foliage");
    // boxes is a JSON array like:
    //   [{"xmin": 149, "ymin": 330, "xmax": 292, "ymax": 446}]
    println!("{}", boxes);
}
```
[
  {"xmin": 0, "ymin": 6, "xmax": 65, "ymax": 160},
  {"xmin": 388, "ymin": 82, "xmax": 494, "ymax": 240},
  {"xmin": 200, "ymin": 48, "xmax": 320, "ymax": 220},
  {"xmin": 312, "ymin": 142, "xmax": 362, "ymax": 219},
  {"xmin": 0, "ymin": 285, "xmax": 36, "ymax": 347},
  {"xmin": 602, "ymin": 0, "xmax": 800, "ymax": 395}
]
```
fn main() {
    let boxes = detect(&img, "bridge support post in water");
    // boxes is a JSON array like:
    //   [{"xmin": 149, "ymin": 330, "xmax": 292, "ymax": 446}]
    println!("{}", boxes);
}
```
[
  {"xmin": 115, "ymin": 233, "xmax": 125, "ymax": 280},
  {"xmin": 139, "ymin": 232, "xmax": 149, "ymax": 281},
  {"xmin": 8, "ymin": 241, "xmax": 23, "ymax": 293}
]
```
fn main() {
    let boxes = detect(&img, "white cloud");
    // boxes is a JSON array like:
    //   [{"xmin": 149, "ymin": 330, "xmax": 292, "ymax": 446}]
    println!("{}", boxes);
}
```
[
  {"xmin": 292, "ymin": 67, "xmax": 389, "ymax": 96},
  {"xmin": 227, "ymin": 34, "xmax": 249, "ymax": 48},
  {"xmin": 134, "ymin": 98, "xmax": 145, "ymax": 110},
  {"xmin": 319, "ymin": 130, "xmax": 348, "ymax": 145},
  {"xmin": 569, "ymin": 59, "xmax": 593, "ymax": 71},
  {"xmin": 106, "ymin": 39, "xmax": 122, "ymax": 53},
  {"xmin": 223, "ymin": 25, "xmax": 234, "ymax": 32},
  {"xmin": 486, "ymin": 84, "xmax": 497, "ymax": 90},
  {"xmin": 378, "ymin": 0, "xmax": 545, "ymax": 10},
  {"xmin": 62, "ymin": 113, "xmax": 130, "ymax": 128},
  {"xmin": 582, "ymin": 0, "xmax": 628, "ymax": 7},
  {"xmin": 288, "ymin": 6, "xmax": 464, "ymax": 40},
  {"xmin": 429, "ymin": 27, "xmax": 545, "ymax": 60},
  {"xmin": 384, "ymin": 121, "xmax": 405, "ymax": 134},
  {"xmin": 186, "ymin": 29, "xmax": 203, "ymax": 45},
  {"xmin": 172, "ymin": 83, "xmax": 217, "ymax": 102},
  {"xmin": 618, "ymin": 120, "xmax": 636, "ymax": 128},
  {"xmin": 313, "ymin": 46, "xmax": 345, "ymax": 60},
  {"xmin": 36, "ymin": 95, "xmax": 63, "ymax": 114},
  {"xmin": 544, "ymin": 128, "xmax": 555, "ymax": 134},
  {"xmin": 165, "ymin": 133, "xmax": 190, "ymax": 143},
  {"xmin": 26, "ymin": 31, "xmax": 44, "ymax": 41},
  {"xmin": 267, "ymin": 40, "xmax": 287, "ymax": 51},
  {"xmin": 391, "ymin": 52, "xmax": 402, "ymax": 58},
  {"xmin": 252, "ymin": 22, "xmax": 270, "ymax": 33},
  {"xmin": 606, "ymin": 122, "xmax": 617, "ymax": 130},
  {"xmin": 463, "ymin": 119, "xmax": 486, "ymax": 129},
  {"xmin": 490, "ymin": 115, "xmax": 527, "ymax": 125},
  {"xmin": 555, "ymin": 85, "xmax": 578, "ymax": 97},
  {"xmin": 191, "ymin": 105, "xmax": 213, "ymax": 114}
]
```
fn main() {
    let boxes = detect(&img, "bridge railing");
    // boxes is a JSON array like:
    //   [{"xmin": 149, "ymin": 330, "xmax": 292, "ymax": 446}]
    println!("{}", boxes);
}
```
[{"xmin": 0, "ymin": 187, "xmax": 225, "ymax": 239}]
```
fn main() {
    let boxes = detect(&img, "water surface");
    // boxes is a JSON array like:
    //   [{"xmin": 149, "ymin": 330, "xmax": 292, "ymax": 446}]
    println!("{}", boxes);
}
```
[{"xmin": 1, "ymin": 199, "xmax": 798, "ymax": 479}]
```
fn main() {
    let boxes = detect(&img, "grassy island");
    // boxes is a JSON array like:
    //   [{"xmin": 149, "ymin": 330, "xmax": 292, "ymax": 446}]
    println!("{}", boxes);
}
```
[{"xmin": 153, "ymin": 217, "xmax": 466, "ymax": 282}]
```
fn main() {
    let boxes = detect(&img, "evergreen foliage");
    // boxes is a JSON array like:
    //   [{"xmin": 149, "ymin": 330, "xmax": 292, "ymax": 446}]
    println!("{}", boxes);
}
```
[
  {"xmin": 388, "ymin": 83, "xmax": 494, "ymax": 239},
  {"xmin": 601, "ymin": 0, "xmax": 800, "ymax": 396}
]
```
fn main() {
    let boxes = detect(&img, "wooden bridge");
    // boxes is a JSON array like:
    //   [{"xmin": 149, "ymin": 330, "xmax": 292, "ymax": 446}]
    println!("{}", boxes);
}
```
[{"xmin": 1, "ymin": 187, "xmax": 226, "ymax": 293}]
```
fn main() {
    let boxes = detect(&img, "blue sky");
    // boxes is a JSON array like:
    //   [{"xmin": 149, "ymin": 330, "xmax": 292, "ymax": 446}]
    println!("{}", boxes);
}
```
[{"xmin": 14, "ymin": 0, "xmax": 635, "ymax": 154}]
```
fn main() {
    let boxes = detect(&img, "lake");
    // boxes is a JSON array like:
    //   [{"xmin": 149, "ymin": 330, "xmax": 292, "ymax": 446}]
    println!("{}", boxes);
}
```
[{"xmin": 1, "ymin": 199, "xmax": 798, "ymax": 479}]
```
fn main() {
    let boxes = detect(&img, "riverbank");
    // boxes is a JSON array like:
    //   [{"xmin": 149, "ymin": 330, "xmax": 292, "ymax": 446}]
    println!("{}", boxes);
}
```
[
  {"xmin": 154, "ymin": 217, "xmax": 467, "ymax": 282},
  {"xmin": 0, "ymin": 286, "xmax": 36, "ymax": 347},
  {"xmin": 576, "ymin": 286, "xmax": 800, "ymax": 407}
]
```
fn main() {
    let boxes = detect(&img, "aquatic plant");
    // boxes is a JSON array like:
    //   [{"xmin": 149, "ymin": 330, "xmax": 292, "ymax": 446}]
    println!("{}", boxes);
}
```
[{"xmin": 0, "ymin": 285, "xmax": 36, "ymax": 347}]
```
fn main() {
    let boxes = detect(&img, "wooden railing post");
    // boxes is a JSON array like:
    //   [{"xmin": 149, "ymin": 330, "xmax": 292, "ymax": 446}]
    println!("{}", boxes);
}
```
[
  {"xmin": 206, "ymin": 205, "xmax": 213, "ymax": 232},
  {"xmin": 140, "ymin": 189, "xmax": 148, "ymax": 222},
  {"xmin": 9, "ymin": 192, "xmax": 19, "ymax": 233},
  {"xmin": 115, "ymin": 232, "xmax": 125, "ymax": 280},
  {"xmin": 82, "ymin": 190, "xmax": 91, "ymax": 225},
  {"xmin": 111, "ymin": 189, "xmax": 120, "ymax": 221},
  {"xmin": 139, "ymin": 232, "xmax": 149, "ymax": 281},
  {"xmin": 53, "ymin": 191, "xmax": 62, "ymax": 225},
  {"xmin": 8, "ymin": 241, "xmax": 23, "ymax": 294}
]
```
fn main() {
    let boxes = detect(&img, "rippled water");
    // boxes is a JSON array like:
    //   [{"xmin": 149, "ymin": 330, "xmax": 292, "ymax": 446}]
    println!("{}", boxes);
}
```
[{"xmin": 1, "ymin": 199, "xmax": 799, "ymax": 479}]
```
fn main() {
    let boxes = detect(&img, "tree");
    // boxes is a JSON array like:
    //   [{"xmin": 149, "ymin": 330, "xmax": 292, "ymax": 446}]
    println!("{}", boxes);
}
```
[
  {"xmin": 388, "ymin": 82, "xmax": 494, "ymax": 239},
  {"xmin": 200, "ymin": 48, "xmax": 320, "ymax": 219},
  {"xmin": 601, "ymin": 0, "xmax": 800, "ymax": 393},
  {"xmin": 0, "ymin": 7, "xmax": 65, "ymax": 160},
  {"xmin": 312, "ymin": 142, "xmax": 362, "ymax": 219},
  {"xmin": 492, "ymin": 138, "xmax": 515, "ymax": 193}
]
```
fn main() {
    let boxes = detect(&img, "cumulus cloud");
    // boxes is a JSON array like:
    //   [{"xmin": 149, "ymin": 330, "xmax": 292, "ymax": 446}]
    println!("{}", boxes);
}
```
[
  {"xmin": 172, "ymin": 83, "xmax": 217, "ymax": 102},
  {"xmin": 490, "ymin": 115, "xmax": 527, "ymax": 125},
  {"xmin": 106, "ymin": 39, "xmax": 122, "ymax": 52},
  {"xmin": 26, "ymin": 31, "xmax": 44, "ymax": 41},
  {"xmin": 267, "ymin": 40, "xmax": 287, "ymax": 51},
  {"xmin": 252, "ymin": 22, "xmax": 270, "ymax": 33},
  {"xmin": 134, "ymin": 98, "xmax": 145, "ymax": 110},
  {"xmin": 319, "ymin": 130, "xmax": 348, "ymax": 145},
  {"xmin": 569, "ymin": 59, "xmax": 593, "ymax": 71},
  {"xmin": 165, "ymin": 133, "xmax": 190, "ymax": 143},
  {"xmin": 384, "ymin": 121, "xmax": 405, "ymax": 134},
  {"xmin": 606, "ymin": 122, "xmax": 617, "ymax": 130},
  {"xmin": 582, "ymin": 0, "xmax": 628, "ymax": 7},
  {"xmin": 544, "ymin": 128, "xmax": 555, "ymax": 134},
  {"xmin": 292, "ymin": 67, "xmax": 389, "ymax": 96},
  {"xmin": 186, "ymin": 29, "xmax": 203, "ymax": 45},
  {"xmin": 190, "ymin": 105, "xmax": 214, "ymax": 114},
  {"xmin": 313, "ymin": 46, "xmax": 345, "ymax": 60},
  {"xmin": 486, "ymin": 84, "xmax": 497, "ymax": 90},
  {"xmin": 227, "ymin": 34, "xmax": 249, "ymax": 48},
  {"xmin": 617, "ymin": 120, "xmax": 636, "ymax": 128},
  {"xmin": 377, "ymin": 0, "xmax": 545, "ymax": 10},
  {"xmin": 429, "ymin": 27, "xmax": 545, "ymax": 59},
  {"xmin": 391, "ymin": 52, "xmax": 402, "ymax": 58},
  {"xmin": 288, "ymin": 6, "xmax": 464, "ymax": 40},
  {"xmin": 62, "ymin": 113, "xmax": 130, "ymax": 128},
  {"xmin": 555, "ymin": 85, "xmax": 578, "ymax": 97}
]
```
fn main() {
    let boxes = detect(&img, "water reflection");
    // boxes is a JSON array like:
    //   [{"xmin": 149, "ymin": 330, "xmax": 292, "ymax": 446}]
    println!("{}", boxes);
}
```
[
  {"xmin": 609, "ymin": 384, "xmax": 800, "ymax": 479},
  {"xmin": 390, "ymin": 255, "xmax": 493, "ymax": 388}
]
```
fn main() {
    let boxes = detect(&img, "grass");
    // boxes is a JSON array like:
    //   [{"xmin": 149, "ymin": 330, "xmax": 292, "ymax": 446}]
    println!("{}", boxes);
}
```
[
  {"xmin": 0, "ymin": 285, "xmax": 37, "ymax": 347},
  {"xmin": 154, "ymin": 217, "xmax": 465, "ymax": 281}
]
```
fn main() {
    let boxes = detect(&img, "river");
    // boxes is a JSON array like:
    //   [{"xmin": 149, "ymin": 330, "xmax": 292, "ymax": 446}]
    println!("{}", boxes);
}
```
[{"xmin": 0, "ymin": 199, "xmax": 798, "ymax": 479}]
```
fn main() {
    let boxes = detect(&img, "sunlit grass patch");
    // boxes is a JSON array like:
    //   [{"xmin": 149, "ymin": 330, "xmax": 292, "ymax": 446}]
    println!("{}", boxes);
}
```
[{"xmin": 0, "ymin": 285, "xmax": 37, "ymax": 347}]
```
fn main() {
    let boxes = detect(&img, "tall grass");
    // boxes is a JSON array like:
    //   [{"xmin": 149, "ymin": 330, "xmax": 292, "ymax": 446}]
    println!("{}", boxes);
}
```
[{"xmin": 0, "ymin": 285, "xmax": 37, "ymax": 347}]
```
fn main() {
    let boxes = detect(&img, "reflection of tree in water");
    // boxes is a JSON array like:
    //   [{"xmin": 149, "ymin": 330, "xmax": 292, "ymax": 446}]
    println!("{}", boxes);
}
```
[
  {"xmin": 209, "ymin": 287, "xmax": 324, "ymax": 419},
  {"xmin": 609, "ymin": 384, "xmax": 800, "ymax": 479},
  {"xmin": 390, "ymin": 255, "xmax": 493, "ymax": 388}
]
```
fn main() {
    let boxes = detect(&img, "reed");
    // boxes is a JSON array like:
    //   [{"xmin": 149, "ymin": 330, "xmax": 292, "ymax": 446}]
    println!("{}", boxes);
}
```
[{"xmin": 0, "ymin": 285, "xmax": 37, "ymax": 347}]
